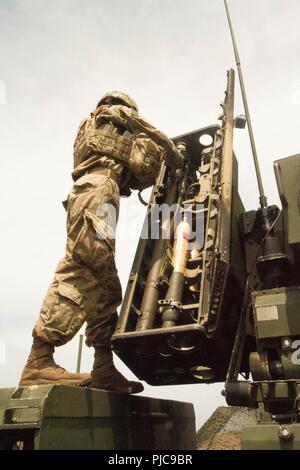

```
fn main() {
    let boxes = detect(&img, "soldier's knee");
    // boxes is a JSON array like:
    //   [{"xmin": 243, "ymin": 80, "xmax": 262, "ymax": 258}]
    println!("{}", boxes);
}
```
[{"xmin": 37, "ymin": 280, "xmax": 86, "ymax": 344}]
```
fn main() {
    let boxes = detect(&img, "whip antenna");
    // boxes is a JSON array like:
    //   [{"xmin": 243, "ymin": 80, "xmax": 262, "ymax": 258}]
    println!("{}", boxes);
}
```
[{"xmin": 224, "ymin": 0, "xmax": 268, "ymax": 211}]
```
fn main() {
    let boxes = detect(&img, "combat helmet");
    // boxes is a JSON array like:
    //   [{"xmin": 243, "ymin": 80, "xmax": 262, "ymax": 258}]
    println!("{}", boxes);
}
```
[{"xmin": 97, "ymin": 91, "xmax": 138, "ymax": 112}]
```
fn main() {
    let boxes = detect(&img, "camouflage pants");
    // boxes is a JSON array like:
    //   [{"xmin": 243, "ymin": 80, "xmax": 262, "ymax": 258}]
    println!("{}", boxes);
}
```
[{"xmin": 33, "ymin": 173, "xmax": 122, "ymax": 348}]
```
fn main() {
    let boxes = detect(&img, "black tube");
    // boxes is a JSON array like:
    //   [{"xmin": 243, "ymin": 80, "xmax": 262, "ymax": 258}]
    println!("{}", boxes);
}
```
[{"xmin": 135, "ymin": 177, "xmax": 178, "ymax": 331}]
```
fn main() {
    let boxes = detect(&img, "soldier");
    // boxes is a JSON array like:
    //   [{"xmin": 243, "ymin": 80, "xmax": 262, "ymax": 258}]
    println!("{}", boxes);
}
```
[{"xmin": 19, "ymin": 91, "xmax": 182, "ymax": 394}]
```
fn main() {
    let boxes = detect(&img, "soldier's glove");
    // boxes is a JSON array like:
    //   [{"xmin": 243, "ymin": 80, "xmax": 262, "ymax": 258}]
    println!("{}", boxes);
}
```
[
  {"xmin": 163, "ymin": 140, "xmax": 184, "ymax": 170},
  {"xmin": 119, "ymin": 109, "xmax": 183, "ymax": 170}
]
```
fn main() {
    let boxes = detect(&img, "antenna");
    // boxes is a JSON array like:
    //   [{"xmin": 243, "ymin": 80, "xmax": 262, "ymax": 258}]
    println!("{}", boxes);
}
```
[
  {"xmin": 76, "ymin": 334, "xmax": 84, "ymax": 373},
  {"xmin": 224, "ymin": 0, "xmax": 291, "ymax": 286},
  {"xmin": 224, "ymin": 0, "xmax": 268, "ymax": 211}
]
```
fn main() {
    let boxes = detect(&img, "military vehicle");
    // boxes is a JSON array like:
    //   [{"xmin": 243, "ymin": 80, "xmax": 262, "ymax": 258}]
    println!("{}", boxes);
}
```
[
  {"xmin": 0, "ymin": 0, "xmax": 299, "ymax": 450},
  {"xmin": 112, "ymin": 1, "xmax": 300, "ymax": 450}
]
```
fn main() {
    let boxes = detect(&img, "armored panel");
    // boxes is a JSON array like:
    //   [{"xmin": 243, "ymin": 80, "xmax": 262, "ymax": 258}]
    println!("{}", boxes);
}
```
[
  {"xmin": 253, "ymin": 287, "xmax": 300, "ymax": 339},
  {"xmin": 0, "ymin": 385, "xmax": 196, "ymax": 450},
  {"xmin": 242, "ymin": 423, "xmax": 300, "ymax": 450},
  {"xmin": 274, "ymin": 154, "xmax": 300, "ymax": 248}
]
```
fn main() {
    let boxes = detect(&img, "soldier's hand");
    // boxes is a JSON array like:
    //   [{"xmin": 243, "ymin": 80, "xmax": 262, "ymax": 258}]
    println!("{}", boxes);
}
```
[{"xmin": 164, "ymin": 140, "xmax": 184, "ymax": 170}]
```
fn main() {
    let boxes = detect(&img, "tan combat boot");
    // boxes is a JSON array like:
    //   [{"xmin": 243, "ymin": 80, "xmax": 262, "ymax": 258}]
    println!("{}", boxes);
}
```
[
  {"xmin": 91, "ymin": 347, "xmax": 144, "ymax": 394},
  {"xmin": 19, "ymin": 338, "xmax": 91, "ymax": 386}
]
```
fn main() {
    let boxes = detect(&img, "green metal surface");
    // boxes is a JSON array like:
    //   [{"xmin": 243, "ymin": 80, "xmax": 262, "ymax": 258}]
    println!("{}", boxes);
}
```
[
  {"xmin": 274, "ymin": 154, "xmax": 300, "ymax": 248},
  {"xmin": 253, "ymin": 287, "xmax": 300, "ymax": 339},
  {"xmin": 242, "ymin": 423, "xmax": 300, "ymax": 450},
  {"xmin": 0, "ymin": 385, "xmax": 196, "ymax": 450}
]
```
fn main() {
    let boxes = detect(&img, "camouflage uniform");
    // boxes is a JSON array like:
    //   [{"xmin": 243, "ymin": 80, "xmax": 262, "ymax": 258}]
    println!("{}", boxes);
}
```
[
  {"xmin": 33, "ymin": 172, "xmax": 122, "ymax": 349},
  {"xmin": 20, "ymin": 91, "xmax": 182, "ymax": 391},
  {"xmin": 33, "ymin": 94, "xmax": 182, "ymax": 350}
]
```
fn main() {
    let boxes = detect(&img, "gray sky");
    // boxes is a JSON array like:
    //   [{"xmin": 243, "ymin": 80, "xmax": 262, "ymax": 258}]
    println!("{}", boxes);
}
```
[{"xmin": 1, "ymin": 0, "xmax": 300, "ymax": 430}]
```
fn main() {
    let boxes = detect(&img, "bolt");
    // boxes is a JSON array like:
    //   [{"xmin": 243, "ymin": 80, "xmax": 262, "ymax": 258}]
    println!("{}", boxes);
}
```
[
  {"xmin": 281, "ymin": 337, "xmax": 293, "ymax": 350},
  {"xmin": 278, "ymin": 426, "xmax": 294, "ymax": 442}
]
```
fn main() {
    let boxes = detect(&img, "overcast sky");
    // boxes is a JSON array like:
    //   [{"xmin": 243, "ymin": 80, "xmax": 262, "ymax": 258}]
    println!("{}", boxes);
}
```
[{"xmin": 1, "ymin": 0, "xmax": 300, "ymax": 431}]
